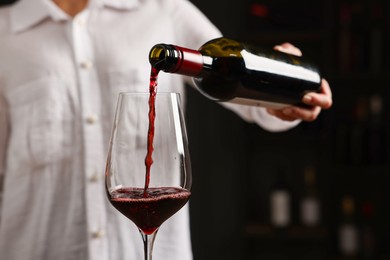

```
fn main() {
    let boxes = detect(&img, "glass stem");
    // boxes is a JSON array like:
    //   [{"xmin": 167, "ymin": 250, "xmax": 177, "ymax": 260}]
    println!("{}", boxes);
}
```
[{"xmin": 141, "ymin": 230, "xmax": 158, "ymax": 260}]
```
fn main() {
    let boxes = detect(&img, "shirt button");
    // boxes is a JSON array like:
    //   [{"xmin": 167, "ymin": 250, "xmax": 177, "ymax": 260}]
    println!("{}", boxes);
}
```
[
  {"xmin": 92, "ymin": 229, "xmax": 104, "ymax": 239},
  {"xmin": 80, "ymin": 61, "xmax": 93, "ymax": 69},
  {"xmin": 86, "ymin": 114, "xmax": 98, "ymax": 124},
  {"xmin": 75, "ymin": 18, "xmax": 86, "ymax": 27},
  {"xmin": 89, "ymin": 172, "xmax": 100, "ymax": 183}
]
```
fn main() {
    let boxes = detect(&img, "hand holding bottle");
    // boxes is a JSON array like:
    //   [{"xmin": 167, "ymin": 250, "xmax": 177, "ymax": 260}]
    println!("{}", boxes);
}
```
[
  {"xmin": 267, "ymin": 43, "xmax": 333, "ymax": 122},
  {"xmin": 150, "ymin": 37, "xmax": 324, "ymax": 109}
]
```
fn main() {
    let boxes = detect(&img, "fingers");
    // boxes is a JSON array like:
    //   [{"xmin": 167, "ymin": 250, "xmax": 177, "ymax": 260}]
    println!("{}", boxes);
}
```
[
  {"xmin": 270, "ymin": 43, "xmax": 333, "ymax": 122},
  {"xmin": 266, "ymin": 108, "xmax": 297, "ymax": 121},
  {"xmin": 302, "ymin": 79, "xmax": 333, "ymax": 109},
  {"xmin": 274, "ymin": 43, "xmax": 302, "ymax": 56},
  {"xmin": 273, "ymin": 44, "xmax": 333, "ymax": 110},
  {"xmin": 267, "ymin": 106, "xmax": 321, "ymax": 122},
  {"xmin": 284, "ymin": 106, "xmax": 321, "ymax": 122},
  {"xmin": 272, "ymin": 79, "xmax": 332, "ymax": 122}
]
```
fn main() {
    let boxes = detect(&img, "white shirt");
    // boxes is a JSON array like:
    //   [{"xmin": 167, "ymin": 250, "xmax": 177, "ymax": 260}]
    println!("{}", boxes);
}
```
[{"xmin": 0, "ymin": 0, "xmax": 299, "ymax": 259}]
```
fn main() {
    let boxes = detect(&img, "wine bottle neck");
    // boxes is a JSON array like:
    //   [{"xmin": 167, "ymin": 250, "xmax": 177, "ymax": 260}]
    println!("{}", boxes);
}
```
[{"xmin": 149, "ymin": 44, "xmax": 203, "ymax": 76}]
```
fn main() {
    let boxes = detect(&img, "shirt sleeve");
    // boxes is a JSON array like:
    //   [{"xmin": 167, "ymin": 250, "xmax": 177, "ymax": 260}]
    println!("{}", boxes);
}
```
[
  {"xmin": 166, "ymin": 0, "xmax": 300, "ymax": 132},
  {"xmin": 220, "ymin": 102, "xmax": 301, "ymax": 132},
  {"xmin": 166, "ymin": 0, "xmax": 222, "ymax": 49}
]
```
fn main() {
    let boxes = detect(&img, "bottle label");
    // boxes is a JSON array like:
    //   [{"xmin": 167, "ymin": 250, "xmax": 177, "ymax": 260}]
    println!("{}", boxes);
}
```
[
  {"xmin": 301, "ymin": 198, "xmax": 320, "ymax": 226},
  {"xmin": 270, "ymin": 191, "xmax": 290, "ymax": 227},
  {"xmin": 339, "ymin": 224, "xmax": 358, "ymax": 255}
]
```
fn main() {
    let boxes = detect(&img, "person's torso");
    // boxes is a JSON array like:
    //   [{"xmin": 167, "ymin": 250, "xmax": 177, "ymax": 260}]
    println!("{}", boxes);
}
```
[{"xmin": 0, "ymin": 0, "xmax": 221, "ymax": 259}]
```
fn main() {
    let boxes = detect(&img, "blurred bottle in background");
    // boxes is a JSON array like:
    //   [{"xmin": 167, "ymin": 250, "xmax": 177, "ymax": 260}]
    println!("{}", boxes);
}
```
[
  {"xmin": 338, "ymin": 195, "xmax": 359, "ymax": 258},
  {"xmin": 270, "ymin": 169, "xmax": 291, "ymax": 229},
  {"xmin": 367, "ymin": 94, "xmax": 387, "ymax": 164},
  {"xmin": 360, "ymin": 200, "xmax": 377, "ymax": 259},
  {"xmin": 300, "ymin": 166, "xmax": 321, "ymax": 227}
]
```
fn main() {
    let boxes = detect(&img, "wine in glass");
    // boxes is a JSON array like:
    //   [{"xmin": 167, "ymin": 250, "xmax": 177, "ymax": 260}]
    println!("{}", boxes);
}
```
[{"xmin": 105, "ymin": 92, "xmax": 192, "ymax": 260}]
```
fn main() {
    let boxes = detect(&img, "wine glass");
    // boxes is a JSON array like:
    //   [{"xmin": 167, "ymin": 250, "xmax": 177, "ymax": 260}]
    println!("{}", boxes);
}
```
[{"xmin": 105, "ymin": 92, "xmax": 192, "ymax": 260}]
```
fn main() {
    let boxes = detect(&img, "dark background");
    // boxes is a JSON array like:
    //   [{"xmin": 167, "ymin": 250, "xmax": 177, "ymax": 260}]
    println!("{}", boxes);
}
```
[
  {"xmin": 186, "ymin": 0, "xmax": 390, "ymax": 259},
  {"xmin": 2, "ymin": 0, "xmax": 390, "ymax": 259}
]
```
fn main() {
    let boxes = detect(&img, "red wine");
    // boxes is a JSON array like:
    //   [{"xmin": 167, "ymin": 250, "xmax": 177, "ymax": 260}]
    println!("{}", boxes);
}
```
[
  {"xmin": 149, "ymin": 37, "xmax": 321, "ymax": 108},
  {"xmin": 109, "ymin": 187, "xmax": 191, "ymax": 235},
  {"xmin": 144, "ymin": 67, "xmax": 159, "ymax": 196}
]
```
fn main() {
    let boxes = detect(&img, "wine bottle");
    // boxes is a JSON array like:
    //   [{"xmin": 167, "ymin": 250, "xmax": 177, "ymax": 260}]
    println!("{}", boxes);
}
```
[
  {"xmin": 149, "ymin": 37, "xmax": 321, "ymax": 108},
  {"xmin": 360, "ymin": 200, "xmax": 376, "ymax": 259},
  {"xmin": 349, "ymin": 97, "xmax": 368, "ymax": 165},
  {"xmin": 367, "ymin": 94, "xmax": 386, "ymax": 164},
  {"xmin": 269, "ymin": 169, "xmax": 291, "ymax": 228},
  {"xmin": 300, "ymin": 166, "xmax": 320, "ymax": 227},
  {"xmin": 338, "ymin": 195, "xmax": 359, "ymax": 257}
]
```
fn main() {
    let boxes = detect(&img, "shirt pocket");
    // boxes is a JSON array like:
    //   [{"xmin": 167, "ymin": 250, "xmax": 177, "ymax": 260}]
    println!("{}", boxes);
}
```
[
  {"xmin": 6, "ymin": 76, "xmax": 74, "ymax": 168},
  {"xmin": 106, "ymin": 67, "xmax": 150, "ymax": 141},
  {"xmin": 107, "ymin": 67, "xmax": 150, "ymax": 101}
]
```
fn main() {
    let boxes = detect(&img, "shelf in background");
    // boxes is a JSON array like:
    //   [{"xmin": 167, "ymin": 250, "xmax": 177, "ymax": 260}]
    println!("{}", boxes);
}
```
[{"xmin": 244, "ymin": 223, "xmax": 329, "ymax": 240}]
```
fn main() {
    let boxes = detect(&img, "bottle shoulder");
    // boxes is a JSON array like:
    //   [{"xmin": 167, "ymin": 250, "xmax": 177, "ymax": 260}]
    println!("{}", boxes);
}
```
[{"xmin": 199, "ymin": 37, "xmax": 244, "ymax": 58}]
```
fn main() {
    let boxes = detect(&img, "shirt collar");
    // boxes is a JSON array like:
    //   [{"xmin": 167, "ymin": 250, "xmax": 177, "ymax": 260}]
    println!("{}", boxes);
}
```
[
  {"xmin": 10, "ymin": 0, "xmax": 140, "ymax": 33},
  {"xmin": 102, "ymin": 0, "xmax": 141, "ymax": 10}
]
